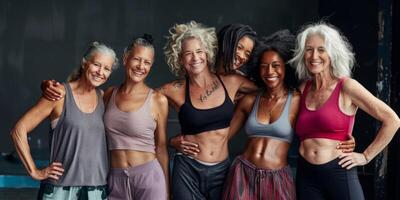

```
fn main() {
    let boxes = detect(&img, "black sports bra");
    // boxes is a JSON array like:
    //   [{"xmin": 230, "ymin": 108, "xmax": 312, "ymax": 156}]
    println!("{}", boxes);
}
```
[{"xmin": 178, "ymin": 75, "xmax": 234, "ymax": 135}]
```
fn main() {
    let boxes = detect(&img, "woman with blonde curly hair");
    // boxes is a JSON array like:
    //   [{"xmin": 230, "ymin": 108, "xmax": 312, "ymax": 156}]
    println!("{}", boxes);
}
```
[{"xmin": 160, "ymin": 21, "xmax": 257, "ymax": 200}]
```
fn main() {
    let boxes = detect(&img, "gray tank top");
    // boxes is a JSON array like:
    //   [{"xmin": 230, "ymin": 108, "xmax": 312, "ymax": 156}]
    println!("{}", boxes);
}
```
[
  {"xmin": 43, "ymin": 83, "xmax": 108, "ymax": 186},
  {"xmin": 244, "ymin": 91, "xmax": 294, "ymax": 143}
]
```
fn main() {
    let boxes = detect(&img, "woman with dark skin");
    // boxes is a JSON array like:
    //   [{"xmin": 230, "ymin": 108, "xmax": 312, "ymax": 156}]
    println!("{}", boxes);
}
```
[
  {"xmin": 42, "ymin": 22, "xmax": 257, "ymax": 200},
  {"xmin": 159, "ymin": 21, "xmax": 257, "ymax": 200},
  {"xmin": 176, "ymin": 30, "xmax": 356, "ymax": 200},
  {"xmin": 222, "ymin": 30, "xmax": 299, "ymax": 200},
  {"xmin": 216, "ymin": 23, "xmax": 257, "ymax": 76}
]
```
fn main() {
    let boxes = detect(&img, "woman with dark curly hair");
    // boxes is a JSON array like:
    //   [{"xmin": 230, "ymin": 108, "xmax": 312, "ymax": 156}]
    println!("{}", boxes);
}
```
[{"xmin": 222, "ymin": 30, "xmax": 299, "ymax": 200}]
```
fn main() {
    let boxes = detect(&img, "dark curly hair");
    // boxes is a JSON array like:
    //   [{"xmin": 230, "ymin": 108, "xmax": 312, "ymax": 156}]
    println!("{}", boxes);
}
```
[
  {"xmin": 216, "ymin": 24, "xmax": 257, "ymax": 74},
  {"xmin": 249, "ymin": 30, "xmax": 298, "ymax": 90}
]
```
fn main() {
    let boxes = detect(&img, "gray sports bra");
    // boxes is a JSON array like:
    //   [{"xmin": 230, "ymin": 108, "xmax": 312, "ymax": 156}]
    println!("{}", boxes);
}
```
[{"xmin": 244, "ymin": 91, "xmax": 294, "ymax": 143}]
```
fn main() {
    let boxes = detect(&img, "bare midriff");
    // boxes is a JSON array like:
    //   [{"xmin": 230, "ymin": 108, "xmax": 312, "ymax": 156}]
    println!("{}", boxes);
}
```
[
  {"xmin": 242, "ymin": 137, "xmax": 290, "ymax": 169},
  {"xmin": 110, "ymin": 150, "xmax": 156, "ymax": 169},
  {"xmin": 184, "ymin": 127, "xmax": 230, "ymax": 163},
  {"xmin": 299, "ymin": 138, "xmax": 343, "ymax": 164}
]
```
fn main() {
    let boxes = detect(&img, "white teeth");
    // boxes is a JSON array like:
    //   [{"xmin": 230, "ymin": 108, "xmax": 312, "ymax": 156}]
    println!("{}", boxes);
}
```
[
  {"xmin": 92, "ymin": 75, "xmax": 102, "ymax": 81},
  {"xmin": 134, "ymin": 71, "xmax": 144, "ymax": 75},
  {"xmin": 267, "ymin": 77, "xmax": 278, "ymax": 81}
]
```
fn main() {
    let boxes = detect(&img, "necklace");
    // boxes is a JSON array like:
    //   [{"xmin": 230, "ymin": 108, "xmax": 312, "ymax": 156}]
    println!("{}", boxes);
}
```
[{"xmin": 263, "ymin": 90, "xmax": 287, "ymax": 116}]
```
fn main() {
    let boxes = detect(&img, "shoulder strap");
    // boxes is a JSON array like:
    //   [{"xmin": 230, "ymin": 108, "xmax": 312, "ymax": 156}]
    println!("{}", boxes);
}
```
[{"xmin": 216, "ymin": 75, "xmax": 229, "ymax": 95}]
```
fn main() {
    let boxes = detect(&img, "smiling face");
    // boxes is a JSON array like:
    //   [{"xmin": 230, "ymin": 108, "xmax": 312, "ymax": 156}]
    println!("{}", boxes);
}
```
[
  {"xmin": 304, "ymin": 34, "xmax": 331, "ymax": 76},
  {"xmin": 82, "ymin": 52, "xmax": 114, "ymax": 87},
  {"xmin": 259, "ymin": 50, "xmax": 285, "ymax": 89},
  {"xmin": 180, "ymin": 38, "xmax": 209, "ymax": 75},
  {"xmin": 123, "ymin": 45, "xmax": 154, "ymax": 83},
  {"xmin": 233, "ymin": 35, "xmax": 254, "ymax": 70}
]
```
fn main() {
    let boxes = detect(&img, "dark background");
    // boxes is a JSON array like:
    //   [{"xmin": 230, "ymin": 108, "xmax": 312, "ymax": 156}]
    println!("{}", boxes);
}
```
[{"xmin": 0, "ymin": 0, "xmax": 398, "ymax": 199}]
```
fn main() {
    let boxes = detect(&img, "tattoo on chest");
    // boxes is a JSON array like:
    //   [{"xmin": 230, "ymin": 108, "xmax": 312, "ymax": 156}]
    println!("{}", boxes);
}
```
[{"xmin": 199, "ymin": 80, "xmax": 219, "ymax": 102}]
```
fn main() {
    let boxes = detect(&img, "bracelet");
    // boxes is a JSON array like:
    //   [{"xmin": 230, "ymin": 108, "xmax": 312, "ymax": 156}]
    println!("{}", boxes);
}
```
[{"xmin": 362, "ymin": 152, "xmax": 370, "ymax": 163}]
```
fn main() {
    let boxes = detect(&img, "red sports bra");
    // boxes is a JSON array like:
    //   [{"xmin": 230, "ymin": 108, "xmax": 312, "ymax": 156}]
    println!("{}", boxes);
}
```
[{"xmin": 295, "ymin": 78, "xmax": 355, "ymax": 141}]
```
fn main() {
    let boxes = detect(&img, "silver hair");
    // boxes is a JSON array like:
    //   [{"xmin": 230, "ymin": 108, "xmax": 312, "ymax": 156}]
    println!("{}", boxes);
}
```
[
  {"xmin": 124, "ymin": 37, "xmax": 155, "ymax": 57},
  {"xmin": 289, "ymin": 22, "xmax": 355, "ymax": 80},
  {"xmin": 164, "ymin": 21, "xmax": 218, "ymax": 77},
  {"xmin": 68, "ymin": 41, "xmax": 119, "ymax": 81}
]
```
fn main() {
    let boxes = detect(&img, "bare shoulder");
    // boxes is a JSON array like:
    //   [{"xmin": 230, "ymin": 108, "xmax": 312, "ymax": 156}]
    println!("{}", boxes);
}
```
[
  {"xmin": 239, "ymin": 92, "xmax": 257, "ymax": 107},
  {"xmin": 220, "ymin": 73, "xmax": 247, "ymax": 83},
  {"xmin": 152, "ymin": 89, "xmax": 168, "ymax": 106},
  {"xmin": 341, "ymin": 77, "xmax": 362, "ymax": 90},
  {"xmin": 157, "ymin": 79, "xmax": 185, "ymax": 94},
  {"xmin": 103, "ymin": 86, "xmax": 117, "ymax": 105},
  {"xmin": 291, "ymin": 90, "xmax": 301, "ymax": 102},
  {"xmin": 341, "ymin": 78, "xmax": 369, "ymax": 97}
]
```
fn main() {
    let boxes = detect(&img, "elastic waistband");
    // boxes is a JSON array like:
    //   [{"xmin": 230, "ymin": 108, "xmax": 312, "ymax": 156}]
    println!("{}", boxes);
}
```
[
  {"xmin": 109, "ymin": 159, "xmax": 160, "ymax": 176},
  {"xmin": 237, "ymin": 155, "xmax": 291, "ymax": 173},
  {"xmin": 297, "ymin": 155, "xmax": 340, "ymax": 168},
  {"xmin": 175, "ymin": 153, "xmax": 230, "ymax": 168}
]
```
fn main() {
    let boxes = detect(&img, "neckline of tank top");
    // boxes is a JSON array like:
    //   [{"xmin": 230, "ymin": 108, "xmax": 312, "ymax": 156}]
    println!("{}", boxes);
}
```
[
  {"xmin": 303, "ymin": 79, "xmax": 343, "ymax": 112},
  {"xmin": 253, "ymin": 91, "xmax": 291, "ymax": 126},
  {"xmin": 112, "ymin": 87, "xmax": 152, "ymax": 114},
  {"xmin": 183, "ymin": 76, "xmax": 233, "ymax": 111},
  {"xmin": 66, "ymin": 82, "xmax": 100, "ymax": 115}
]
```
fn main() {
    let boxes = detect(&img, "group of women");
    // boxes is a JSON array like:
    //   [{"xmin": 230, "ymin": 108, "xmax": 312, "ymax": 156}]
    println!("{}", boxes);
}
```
[{"xmin": 11, "ymin": 20, "xmax": 400, "ymax": 200}]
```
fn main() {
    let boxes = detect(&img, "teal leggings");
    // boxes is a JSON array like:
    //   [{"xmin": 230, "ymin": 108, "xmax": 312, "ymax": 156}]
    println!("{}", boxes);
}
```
[{"xmin": 37, "ymin": 183, "xmax": 107, "ymax": 200}]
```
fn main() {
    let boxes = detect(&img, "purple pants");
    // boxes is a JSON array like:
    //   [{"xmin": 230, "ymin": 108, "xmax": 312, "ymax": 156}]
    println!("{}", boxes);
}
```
[{"xmin": 107, "ymin": 159, "xmax": 167, "ymax": 200}]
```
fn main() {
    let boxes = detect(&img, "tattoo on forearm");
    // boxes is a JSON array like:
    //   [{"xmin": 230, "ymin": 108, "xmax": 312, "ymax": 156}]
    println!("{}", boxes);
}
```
[{"xmin": 199, "ymin": 80, "xmax": 219, "ymax": 102}]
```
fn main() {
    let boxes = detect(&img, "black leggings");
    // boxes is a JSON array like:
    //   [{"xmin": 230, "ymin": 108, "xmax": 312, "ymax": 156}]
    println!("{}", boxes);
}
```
[{"xmin": 296, "ymin": 156, "xmax": 365, "ymax": 200}]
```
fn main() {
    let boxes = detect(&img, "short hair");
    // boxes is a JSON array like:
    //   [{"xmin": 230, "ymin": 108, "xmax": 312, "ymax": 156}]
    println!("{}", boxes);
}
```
[
  {"xmin": 124, "ymin": 33, "xmax": 155, "ymax": 57},
  {"xmin": 250, "ymin": 30, "xmax": 298, "ymax": 90},
  {"xmin": 68, "ymin": 41, "xmax": 119, "ymax": 81},
  {"xmin": 216, "ymin": 24, "xmax": 257, "ymax": 73},
  {"xmin": 289, "ymin": 22, "xmax": 355, "ymax": 81},
  {"xmin": 164, "ymin": 21, "xmax": 218, "ymax": 77}
]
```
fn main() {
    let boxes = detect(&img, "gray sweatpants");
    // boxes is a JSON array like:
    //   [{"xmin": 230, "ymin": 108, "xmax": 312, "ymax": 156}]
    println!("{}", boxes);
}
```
[{"xmin": 107, "ymin": 159, "xmax": 167, "ymax": 200}]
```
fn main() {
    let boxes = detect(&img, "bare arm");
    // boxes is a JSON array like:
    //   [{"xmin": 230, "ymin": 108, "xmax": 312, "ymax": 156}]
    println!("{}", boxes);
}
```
[
  {"xmin": 153, "ymin": 92, "xmax": 170, "ymax": 198},
  {"xmin": 228, "ymin": 95, "xmax": 254, "ymax": 140},
  {"xmin": 11, "ymin": 97, "xmax": 64, "ymax": 180},
  {"xmin": 339, "ymin": 78, "xmax": 400, "ymax": 168},
  {"xmin": 235, "ymin": 74, "xmax": 258, "ymax": 94}
]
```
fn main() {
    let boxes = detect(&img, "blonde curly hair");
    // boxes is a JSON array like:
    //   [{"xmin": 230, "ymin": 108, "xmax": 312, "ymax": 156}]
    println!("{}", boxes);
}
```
[{"xmin": 164, "ymin": 21, "xmax": 218, "ymax": 77}]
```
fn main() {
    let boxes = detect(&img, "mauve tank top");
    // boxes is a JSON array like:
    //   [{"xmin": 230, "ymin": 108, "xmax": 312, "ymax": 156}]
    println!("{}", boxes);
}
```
[
  {"xmin": 44, "ymin": 83, "xmax": 108, "ymax": 186},
  {"xmin": 104, "ymin": 87, "xmax": 157, "ymax": 153}
]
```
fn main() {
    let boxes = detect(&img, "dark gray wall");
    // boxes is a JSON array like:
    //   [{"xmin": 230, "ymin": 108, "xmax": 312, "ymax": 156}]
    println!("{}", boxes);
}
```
[{"xmin": 0, "ymin": 0, "xmax": 319, "ymax": 156}]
